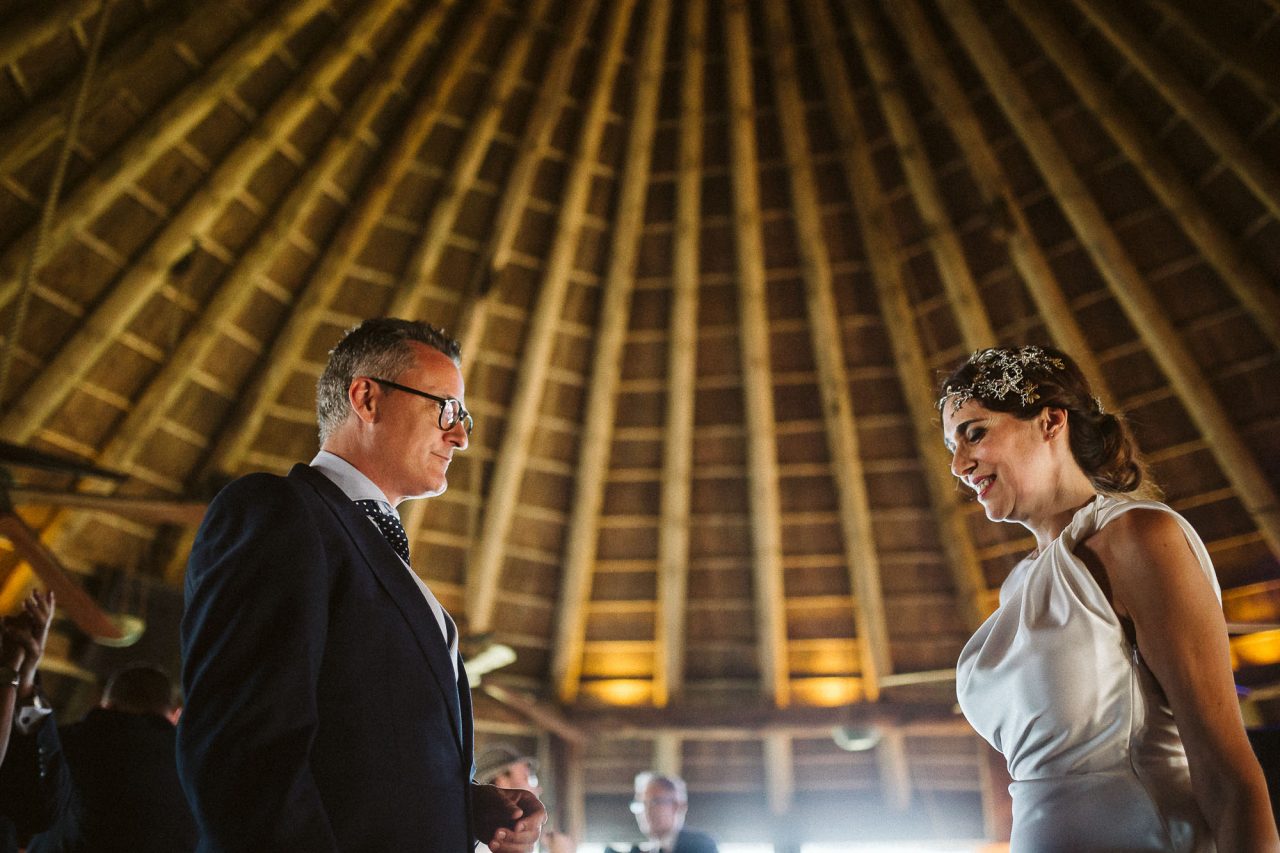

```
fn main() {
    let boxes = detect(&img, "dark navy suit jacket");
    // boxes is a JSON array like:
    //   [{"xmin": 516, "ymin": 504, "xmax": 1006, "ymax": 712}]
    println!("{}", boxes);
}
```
[{"xmin": 178, "ymin": 464, "xmax": 474, "ymax": 852}]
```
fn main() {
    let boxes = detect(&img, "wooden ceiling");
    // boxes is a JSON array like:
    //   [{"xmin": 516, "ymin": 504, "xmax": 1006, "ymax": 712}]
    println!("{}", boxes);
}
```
[{"xmin": 2, "ymin": 0, "xmax": 1279, "ymax": 844}]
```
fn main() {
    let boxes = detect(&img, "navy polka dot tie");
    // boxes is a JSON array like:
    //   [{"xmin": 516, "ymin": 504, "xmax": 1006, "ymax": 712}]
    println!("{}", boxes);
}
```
[{"xmin": 354, "ymin": 499, "xmax": 411, "ymax": 566}]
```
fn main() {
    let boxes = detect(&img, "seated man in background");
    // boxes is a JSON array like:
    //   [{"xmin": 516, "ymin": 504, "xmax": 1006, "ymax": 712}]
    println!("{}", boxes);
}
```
[
  {"xmin": 609, "ymin": 771, "xmax": 718, "ymax": 853},
  {"xmin": 27, "ymin": 663, "xmax": 196, "ymax": 853}
]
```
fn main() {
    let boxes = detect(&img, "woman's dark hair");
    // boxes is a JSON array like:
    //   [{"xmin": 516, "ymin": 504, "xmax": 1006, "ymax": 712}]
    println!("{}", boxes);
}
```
[{"xmin": 937, "ymin": 345, "xmax": 1152, "ymax": 496}]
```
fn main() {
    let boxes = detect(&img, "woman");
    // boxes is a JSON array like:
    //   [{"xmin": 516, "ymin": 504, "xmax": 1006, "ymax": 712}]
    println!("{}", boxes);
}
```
[{"xmin": 940, "ymin": 346, "xmax": 1277, "ymax": 852}]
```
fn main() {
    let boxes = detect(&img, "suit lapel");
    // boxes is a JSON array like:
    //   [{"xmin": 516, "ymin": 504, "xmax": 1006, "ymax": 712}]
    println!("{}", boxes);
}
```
[{"xmin": 290, "ymin": 464, "xmax": 466, "ymax": 757}]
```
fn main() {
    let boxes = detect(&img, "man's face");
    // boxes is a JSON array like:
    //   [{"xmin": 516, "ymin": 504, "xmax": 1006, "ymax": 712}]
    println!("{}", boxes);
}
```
[
  {"xmin": 495, "ymin": 760, "xmax": 541, "ymax": 796},
  {"xmin": 368, "ymin": 343, "xmax": 469, "ymax": 503},
  {"xmin": 634, "ymin": 780, "xmax": 685, "ymax": 840}
]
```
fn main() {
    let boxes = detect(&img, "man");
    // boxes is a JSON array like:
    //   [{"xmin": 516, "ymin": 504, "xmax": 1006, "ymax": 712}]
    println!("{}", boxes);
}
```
[
  {"xmin": 0, "ymin": 591, "xmax": 67, "ymax": 853},
  {"xmin": 611, "ymin": 772, "xmax": 717, "ymax": 853},
  {"xmin": 178, "ymin": 319, "xmax": 544, "ymax": 852},
  {"xmin": 27, "ymin": 664, "xmax": 196, "ymax": 853},
  {"xmin": 475, "ymin": 745, "xmax": 574, "ymax": 853}
]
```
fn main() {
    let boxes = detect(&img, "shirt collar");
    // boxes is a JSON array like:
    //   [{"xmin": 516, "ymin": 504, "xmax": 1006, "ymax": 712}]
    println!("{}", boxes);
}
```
[{"xmin": 310, "ymin": 450, "xmax": 392, "ymax": 506}]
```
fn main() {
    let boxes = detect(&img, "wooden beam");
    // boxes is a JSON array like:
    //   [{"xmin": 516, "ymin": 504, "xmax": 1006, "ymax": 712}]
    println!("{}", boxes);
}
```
[
  {"xmin": 0, "ymin": 0, "xmax": 411, "ymax": 443},
  {"xmin": 942, "ymin": 0, "xmax": 1280, "ymax": 560},
  {"xmin": 0, "ymin": 0, "xmax": 102, "ymax": 72},
  {"xmin": 570, "ymin": 700, "xmax": 967, "ymax": 738},
  {"xmin": 882, "ymin": 0, "xmax": 1116, "ymax": 399},
  {"xmin": 761, "ymin": 0, "xmax": 890, "ymax": 702},
  {"xmin": 548, "ymin": 0, "xmax": 670, "ymax": 702},
  {"xmin": 876, "ymin": 728, "xmax": 913, "ymax": 811},
  {"xmin": 392, "ymin": 0, "xmax": 560, "ymax": 545},
  {"xmin": 1145, "ymin": 0, "xmax": 1280, "ymax": 106},
  {"xmin": 1073, "ymin": 0, "xmax": 1280, "ymax": 224},
  {"xmin": 723, "ymin": 0, "xmax": 790, "ymax": 708},
  {"xmin": 480, "ymin": 683, "xmax": 588, "ymax": 744},
  {"xmin": 802, "ymin": 0, "xmax": 989, "ymax": 632},
  {"xmin": 0, "ymin": 0, "xmax": 347, "ymax": 310},
  {"xmin": 464, "ymin": 0, "xmax": 639, "ymax": 632},
  {"xmin": 448, "ymin": 0, "xmax": 601, "ymax": 386},
  {"xmin": 845, "ymin": 0, "xmax": 996, "ymax": 350},
  {"xmin": 384, "ymin": 0, "xmax": 560, "ymax": 322},
  {"xmin": 1008, "ymin": 0, "xmax": 1280, "ymax": 350},
  {"xmin": 42, "ymin": 0, "xmax": 451, "ymax": 563},
  {"xmin": 204, "ymin": 0, "xmax": 488, "ymax": 475},
  {"xmin": 464, "ymin": 0, "xmax": 601, "ymax": 293},
  {"xmin": 764, "ymin": 733, "xmax": 794, "ymax": 816},
  {"xmin": 977, "ymin": 739, "xmax": 1013, "ymax": 843},
  {"xmin": 655, "ymin": 0, "xmax": 704, "ymax": 710},
  {"xmin": 553, "ymin": 736, "xmax": 587, "ymax": 844},
  {"xmin": 654, "ymin": 733, "xmax": 682, "ymax": 777},
  {"xmin": 0, "ymin": 0, "xmax": 184, "ymax": 180}
]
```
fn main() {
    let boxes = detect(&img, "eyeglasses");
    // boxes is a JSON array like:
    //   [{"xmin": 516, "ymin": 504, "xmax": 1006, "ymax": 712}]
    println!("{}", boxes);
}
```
[
  {"xmin": 629, "ymin": 796, "xmax": 679, "ymax": 814},
  {"xmin": 369, "ymin": 377, "xmax": 474, "ymax": 436}
]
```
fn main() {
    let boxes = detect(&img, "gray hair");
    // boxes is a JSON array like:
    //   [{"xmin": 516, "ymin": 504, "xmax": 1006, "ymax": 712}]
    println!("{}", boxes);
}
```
[
  {"xmin": 635, "ymin": 771, "xmax": 688, "ymax": 804},
  {"xmin": 316, "ymin": 318, "xmax": 461, "ymax": 445}
]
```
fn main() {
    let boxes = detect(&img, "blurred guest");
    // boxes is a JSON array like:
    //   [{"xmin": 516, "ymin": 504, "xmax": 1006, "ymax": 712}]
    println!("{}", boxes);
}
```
[
  {"xmin": 476, "ymin": 745, "xmax": 575, "ymax": 853},
  {"xmin": 0, "ymin": 591, "xmax": 67, "ymax": 852},
  {"xmin": 27, "ymin": 663, "xmax": 196, "ymax": 853},
  {"xmin": 608, "ymin": 772, "xmax": 717, "ymax": 853}
]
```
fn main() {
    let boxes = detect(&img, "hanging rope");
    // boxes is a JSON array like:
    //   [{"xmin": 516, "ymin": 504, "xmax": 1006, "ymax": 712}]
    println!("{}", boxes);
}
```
[{"xmin": 0, "ymin": 0, "xmax": 115, "ymax": 402}]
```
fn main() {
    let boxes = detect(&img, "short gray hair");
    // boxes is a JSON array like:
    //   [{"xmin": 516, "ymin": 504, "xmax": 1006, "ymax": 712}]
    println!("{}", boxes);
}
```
[
  {"xmin": 316, "ymin": 318, "xmax": 461, "ymax": 445},
  {"xmin": 635, "ymin": 771, "xmax": 688, "ymax": 804}
]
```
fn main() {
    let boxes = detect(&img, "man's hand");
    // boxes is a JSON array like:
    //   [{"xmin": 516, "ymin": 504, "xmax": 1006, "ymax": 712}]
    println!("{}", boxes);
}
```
[
  {"xmin": 473, "ymin": 783, "xmax": 547, "ymax": 853},
  {"xmin": 12, "ymin": 590, "xmax": 54, "ymax": 702}
]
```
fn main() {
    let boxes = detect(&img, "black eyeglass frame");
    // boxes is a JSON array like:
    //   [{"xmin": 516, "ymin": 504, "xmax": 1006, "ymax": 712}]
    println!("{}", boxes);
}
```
[{"xmin": 368, "ymin": 377, "xmax": 473, "ymax": 436}]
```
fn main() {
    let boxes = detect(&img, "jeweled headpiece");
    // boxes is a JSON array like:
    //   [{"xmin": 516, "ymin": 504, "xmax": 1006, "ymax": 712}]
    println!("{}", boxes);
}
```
[{"xmin": 937, "ymin": 346, "xmax": 1067, "ymax": 412}]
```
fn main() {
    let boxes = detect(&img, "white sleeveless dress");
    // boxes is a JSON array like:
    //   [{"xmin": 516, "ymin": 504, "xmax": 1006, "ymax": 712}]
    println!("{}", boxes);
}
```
[{"xmin": 956, "ymin": 495, "xmax": 1217, "ymax": 852}]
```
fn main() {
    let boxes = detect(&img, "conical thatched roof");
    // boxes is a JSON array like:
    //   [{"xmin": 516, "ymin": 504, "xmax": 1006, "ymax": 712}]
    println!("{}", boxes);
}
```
[{"xmin": 2, "ymin": 0, "xmax": 1279, "ymax": 844}]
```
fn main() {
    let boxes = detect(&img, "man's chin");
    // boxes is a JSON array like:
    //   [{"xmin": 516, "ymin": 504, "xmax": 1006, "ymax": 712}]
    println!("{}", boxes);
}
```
[{"xmin": 405, "ymin": 479, "xmax": 447, "ymax": 501}]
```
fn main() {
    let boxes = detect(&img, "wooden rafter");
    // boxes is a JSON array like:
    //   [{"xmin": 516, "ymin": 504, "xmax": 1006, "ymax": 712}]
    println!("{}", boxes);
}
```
[
  {"xmin": 0, "ymin": 0, "xmax": 189, "ymax": 179},
  {"xmin": 845, "ymin": 0, "xmax": 996, "ymax": 351},
  {"xmin": 1008, "ymin": 0, "xmax": 1280, "ymax": 350},
  {"xmin": 383, "ymin": 0, "xmax": 558, "ymax": 321},
  {"xmin": 655, "ymin": 0, "xmax": 706, "ymax": 710},
  {"xmin": 802, "ymin": 0, "xmax": 989, "ymax": 632},
  {"xmin": 0, "ymin": 0, "xmax": 344, "ymax": 310},
  {"xmin": 1145, "ymin": 0, "xmax": 1280, "ymax": 106},
  {"xmin": 942, "ymin": 0, "xmax": 1280, "ymax": 561},
  {"xmin": 391, "ymin": 0, "xmax": 559, "ymax": 542},
  {"xmin": 654, "ymin": 733, "xmax": 682, "ymax": 777},
  {"xmin": 43, "ymin": 0, "xmax": 468, "ymax": 557},
  {"xmin": 204, "ymin": 0, "xmax": 489, "ymax": 474},
  {"xmin": 548, "ymin": 0, "xmax": 670, "ymax": 703},
  {"xmin": 0, "ymin": 0, "xmax": 411, "ymax": 444},
  {"xmin": 764, "ymin": 732, "xmax": 794, "ymax": 816},
  {"xmin": 1072, "ymin": 0, "xmax": 1280, "ymax": 223},
  {"xmin": 883, "ymin": 0, "xmax": 1114, "ymax": 399},
  {"xmin": 464, "ymin": 0, "xmax": 639, "ymax": 633},
  {"xmin": 0, "ymin": 0, "xmax": 104, "ymax": 73},
  {"xmin": 570, "ymin": 699, "xmax": 966, "ymax": 737},
  {"xmin": 450, "ymin": 0, "xmax": 600, "ymax": 381},
  {"xmin": 761, "ymin": 0, "xmax": 890, "ymax": 702},
  {"xmin": 724, "ymin": 0, "xmax": 790, "ymax": 708}
]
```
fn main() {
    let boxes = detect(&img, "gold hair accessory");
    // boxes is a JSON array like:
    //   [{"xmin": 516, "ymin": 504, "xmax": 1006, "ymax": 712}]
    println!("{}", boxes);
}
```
[{"xmin": 938, "ymin": 346, "xmax": 1066, "ymax": 412}]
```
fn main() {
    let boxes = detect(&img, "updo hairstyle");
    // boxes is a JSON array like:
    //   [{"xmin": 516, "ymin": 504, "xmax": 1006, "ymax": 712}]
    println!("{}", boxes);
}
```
[{"xmin": 937, "ymin": 345, "xmax": 1152, "ymax": 496}]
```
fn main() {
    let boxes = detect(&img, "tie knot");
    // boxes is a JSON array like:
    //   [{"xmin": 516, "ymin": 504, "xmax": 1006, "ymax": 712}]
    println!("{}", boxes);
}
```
[{"xmin": 354, "ymin": 499, "xmax": 411, "ymax": 566}]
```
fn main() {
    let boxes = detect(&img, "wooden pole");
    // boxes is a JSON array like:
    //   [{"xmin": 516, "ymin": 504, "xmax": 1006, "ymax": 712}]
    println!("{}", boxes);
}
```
[
  {"xmin": 723, "ymin": 0, "xmax": 791, "ymax": 708},
  {"xmin": 761, "ymin": 0, "xmax": 890, "ymax": 701},
  {"xmin": 0, "ymin": 0, "xmax": 410, "ymax": 442},
  {"xmin": 655, "ymin": 0, "xmax": 706, "ymax": 710},
  {"xmin": 464, "ymin": 0, "xmax": 639, "ymax": 633},
  {"xmin": 548, "ymin": 0, "xmax": 670, "ymax": 702},
  {"xmin": 1073, "ymin": 0, "xmax": 1280, "ymax": 223},
  {"xmin": 943, "ymin": 0, "xmax": 1280, "ymax": 560},
  {"xmin": 802, "ymin": 0, "xmax": 990, "ymax": 632},
  {"xmin": 1009, "ymin": 0, "xmax": 1280, "ymax": 350},
  {"xmin": 1146, "ymin": 0, "xmax": 1280, "ymax": 106}
]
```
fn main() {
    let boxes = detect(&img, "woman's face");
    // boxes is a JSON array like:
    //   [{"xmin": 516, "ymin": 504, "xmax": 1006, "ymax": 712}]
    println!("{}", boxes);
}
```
[{"xmin": 942, "ymin": 398, "xmax": 1060, "ymax": 525}]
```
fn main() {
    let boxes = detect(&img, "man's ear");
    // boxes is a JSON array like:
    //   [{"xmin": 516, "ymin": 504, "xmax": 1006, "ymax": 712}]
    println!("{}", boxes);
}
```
[{"xmin": 347, "ymin": 377, "xmax": 380, "ymax": 424}]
